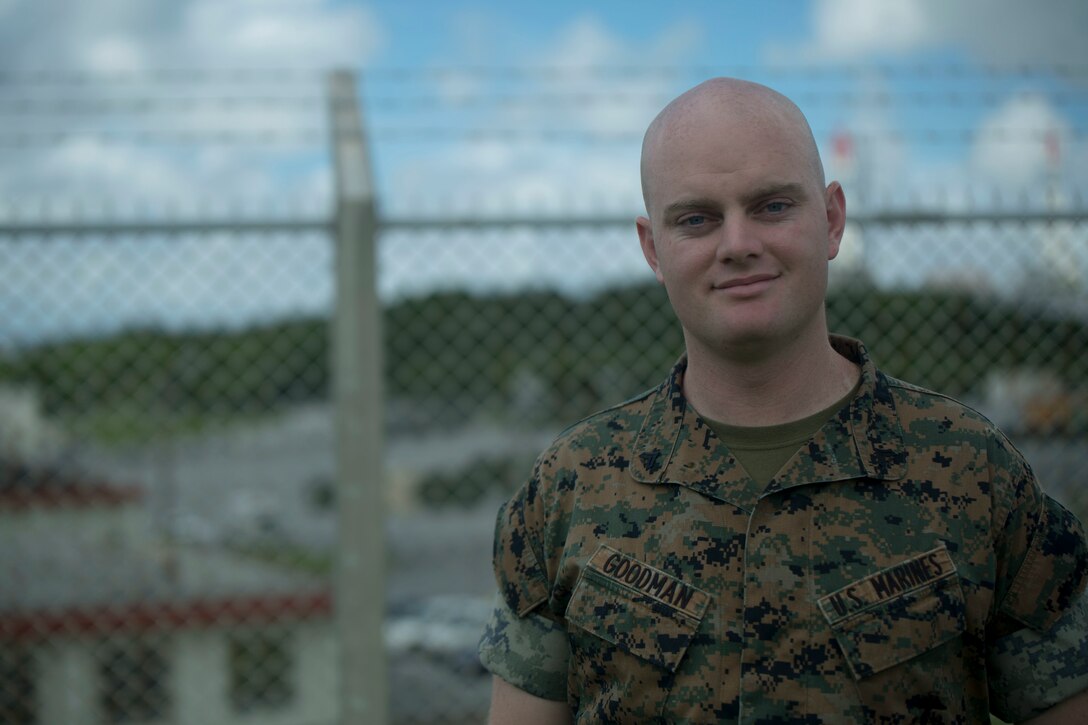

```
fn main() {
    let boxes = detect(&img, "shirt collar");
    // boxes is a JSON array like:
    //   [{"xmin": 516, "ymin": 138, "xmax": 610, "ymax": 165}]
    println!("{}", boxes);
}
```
[{"xmin": 629, "ymin": 335, "xmax": 907, "ymax": 511}]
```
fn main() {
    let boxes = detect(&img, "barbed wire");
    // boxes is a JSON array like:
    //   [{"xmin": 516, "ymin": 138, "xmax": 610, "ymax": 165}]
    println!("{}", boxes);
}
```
[
  {"xmin": 0, "ymin": 67, "xmax": 1081, "ymax": 172},
  {"xmin": 0, "ymin": 130, "xmax": 328, "ymax": 148},
  {"xmin": 358, "ymin": 63, "xmax": 1088, "ymax": 82},
  {"xmin": 2, "ymin": 64, "xmax": 1088, "ymax": 87},
  {"xmin": 0, "ymin": 89, "xmax": 1085, "ymax": 116},
  {"xmin": 0, "ymin": 97, "xmax": 329, "ymax": 114},
  {"xmin": 0, "ymin": 69, "xmax": 328, "ymax": 86},
  {"xmin": 365, "ymin": 127, "xmax": 1088, "ymax": 144},
  {"xmin": 0, "ymin": 127, "xmax": 1080, "ymax": 149}
]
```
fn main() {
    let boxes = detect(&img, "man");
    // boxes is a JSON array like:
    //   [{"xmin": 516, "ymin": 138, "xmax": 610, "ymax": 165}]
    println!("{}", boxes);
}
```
[{"xmin": 478, "ymin": 78, "xmax": 1088, "ymax": 723}]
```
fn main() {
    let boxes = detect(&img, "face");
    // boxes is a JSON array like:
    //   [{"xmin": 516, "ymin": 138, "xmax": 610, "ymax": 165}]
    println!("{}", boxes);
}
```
[{"xmin": 637, "ymin": 101, "xmax": 845, "ymax": 360}]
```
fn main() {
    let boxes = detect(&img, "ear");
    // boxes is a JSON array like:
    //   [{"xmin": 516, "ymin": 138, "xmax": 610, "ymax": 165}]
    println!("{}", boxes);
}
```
[
  {"xmin": 824, "ymin": 181, "xmax": 846, "ymax": 260},
  {"xmin": 636, "ymin": 216, "xmax": 665, "ymax": 283}
]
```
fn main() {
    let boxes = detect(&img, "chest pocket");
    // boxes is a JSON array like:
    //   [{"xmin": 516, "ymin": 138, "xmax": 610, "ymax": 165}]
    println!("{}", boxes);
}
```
[
  {"xmin": 819, "ymin": 545, "xmax": 966, "ymax": 678},
  {"xmin": 565, "ymin": 545, "xmax": 710, "ymax": 721}
]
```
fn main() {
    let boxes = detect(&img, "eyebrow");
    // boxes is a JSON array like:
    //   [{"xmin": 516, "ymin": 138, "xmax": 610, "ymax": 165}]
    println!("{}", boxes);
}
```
[
  {"xmin": 661, "ymin": 182, "xmax": 810, "ymax": 221},
  {"xmin": 662, "ymin": 198, "xmax": 721, "ymax": 221},
  {"xmin": 738, "ymin": 181, "xmax": 809, "ymax": 206}
]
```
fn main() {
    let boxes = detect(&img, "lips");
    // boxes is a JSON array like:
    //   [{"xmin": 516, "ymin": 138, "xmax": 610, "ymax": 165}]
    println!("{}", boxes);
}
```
[{"xmin": 716, "ymin": 273, "xmax": 779, "ymax": 290}]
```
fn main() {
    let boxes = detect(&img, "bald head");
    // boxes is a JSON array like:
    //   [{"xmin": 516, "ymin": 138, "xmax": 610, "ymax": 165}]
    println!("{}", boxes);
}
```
[{"xmin": 640, "ymin": 78, "xmax": 825, "ymax": 213}]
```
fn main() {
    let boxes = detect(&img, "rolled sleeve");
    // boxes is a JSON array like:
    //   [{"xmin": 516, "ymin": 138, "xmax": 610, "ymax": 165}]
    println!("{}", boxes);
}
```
[
  {"xmin": 480, "ymin": 470, "xmax": 569, "ymax": 701},
  {"xmin": 478, "ymin": 590, "xmax": 569, "ymax": 701},
  {"xmin": 999, "ymin": 495, "xmax": 1088, "ymax": 631},
  {"xmin": 492, "ymin": 490, "xmax": 550, "ymax": 617},
  {"xmin": 988, "ymin": 585, "xmax": 1088, "ymax": 722}
]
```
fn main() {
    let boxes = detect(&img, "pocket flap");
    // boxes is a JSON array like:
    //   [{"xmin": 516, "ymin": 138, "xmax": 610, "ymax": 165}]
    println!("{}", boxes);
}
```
[
  {"xmin": 818, "ymin": 545, "xmax": 966, "ymax": 680},
  {"xmin": 565, "ymin": 545, "xmax": 710, "ymax": 672}
]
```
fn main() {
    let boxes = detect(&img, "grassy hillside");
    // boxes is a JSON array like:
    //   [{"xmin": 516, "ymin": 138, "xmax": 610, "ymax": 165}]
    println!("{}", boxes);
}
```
[{"xmin": 1, "ymin": 283, "xmax": 1083, "ymax": 440}]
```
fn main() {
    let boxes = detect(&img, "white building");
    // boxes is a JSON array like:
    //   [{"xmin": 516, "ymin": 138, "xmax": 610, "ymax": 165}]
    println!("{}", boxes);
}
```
[{"xmin": 0, "ymin": 464, "xmax": 338, "ymax": 725}]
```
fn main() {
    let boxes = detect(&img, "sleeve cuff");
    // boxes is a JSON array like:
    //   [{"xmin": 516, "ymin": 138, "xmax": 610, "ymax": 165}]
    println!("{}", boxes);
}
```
[
  {"xmin": 988, "ymin": 586, "xmax": 1088, "ymax": 722},
  {"xmin": 478, "ymin": 591, "xmax": 569, "ymax": 702}
]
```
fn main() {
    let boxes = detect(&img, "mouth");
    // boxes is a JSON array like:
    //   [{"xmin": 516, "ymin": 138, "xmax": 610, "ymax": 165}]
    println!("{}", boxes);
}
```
[{"xmin": 716, "ymin": 273, "xmax": 779, "ymax": 291}]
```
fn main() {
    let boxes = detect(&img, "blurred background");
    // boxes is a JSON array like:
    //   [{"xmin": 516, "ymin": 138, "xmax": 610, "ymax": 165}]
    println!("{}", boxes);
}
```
[{"xmin": 1, "ymin": 1, "xmax": 1085, "ymax": 723}]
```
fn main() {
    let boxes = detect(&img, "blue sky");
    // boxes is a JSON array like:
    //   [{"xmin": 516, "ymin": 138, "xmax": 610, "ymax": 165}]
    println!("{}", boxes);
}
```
[
  {"xmin": 1, "ymin": 0, "xmax": 1084, "ymax": 204},
  {"xmin": 0, "ymin": 0, "xmax": 1085, "ymax": 343}
]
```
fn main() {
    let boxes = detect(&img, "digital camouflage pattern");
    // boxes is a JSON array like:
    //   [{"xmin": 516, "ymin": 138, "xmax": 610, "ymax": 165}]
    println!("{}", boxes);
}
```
[
  {"xmin": 987, "ymin": 584, "xmax": 1088, "ymax": 721},
  {"xmin": 479, "ymin": 336, "xmax": 1088, "ymax": 724}
]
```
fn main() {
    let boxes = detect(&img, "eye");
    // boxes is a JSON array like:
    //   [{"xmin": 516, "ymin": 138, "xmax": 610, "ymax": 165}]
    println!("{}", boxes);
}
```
[
  {"xmin": 762, "ymin": 200, "xmax": 790, "ymax": 214},
  {"xmin": 681, "ymin": 215, "xmax": 708, "ymax": 227}
]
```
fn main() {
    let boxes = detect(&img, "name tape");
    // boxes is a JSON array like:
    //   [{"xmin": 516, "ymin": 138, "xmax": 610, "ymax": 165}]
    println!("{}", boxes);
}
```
[
  {"xmin": 818, "ymin": 545, "xmax": 955, "ymax": 625},
  {"xmin": 587, "ymin": 545, "xmax": 709, "ymax": 621}
]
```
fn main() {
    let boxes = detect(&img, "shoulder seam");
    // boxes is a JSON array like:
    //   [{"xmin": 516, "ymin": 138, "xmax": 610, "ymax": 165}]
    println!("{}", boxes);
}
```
[
  {"xmin": 552, "ymin": 383, "xmax": 660, "ymax": 440},
  {"xmin": 883, "ymin": 374, "xmax": 995, "ymax": 424},
  {"xmin": 883, "ymin": 374, "xmax": 1034, "ymax": 470}
]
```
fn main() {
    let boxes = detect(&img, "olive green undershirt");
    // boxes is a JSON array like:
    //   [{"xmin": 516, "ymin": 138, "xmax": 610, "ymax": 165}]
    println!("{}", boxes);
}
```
[{"xmin": 703, "ymin": 378, "xmax": 862, "ymax": 487}]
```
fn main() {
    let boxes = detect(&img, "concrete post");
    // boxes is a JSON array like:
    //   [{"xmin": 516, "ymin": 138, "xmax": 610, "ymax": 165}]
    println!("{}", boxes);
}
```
[{"xmin": 328, "ymin": 69, "xmax": 388, "ymax": 725}]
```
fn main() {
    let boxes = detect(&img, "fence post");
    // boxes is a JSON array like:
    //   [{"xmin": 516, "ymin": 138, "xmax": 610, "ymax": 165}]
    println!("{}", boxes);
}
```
[{"xmin": 328, "ymin": 69, "xmax": 388, "ymax": 725}]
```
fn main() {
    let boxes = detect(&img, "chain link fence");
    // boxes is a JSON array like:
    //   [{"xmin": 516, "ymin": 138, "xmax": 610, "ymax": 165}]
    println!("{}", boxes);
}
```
[{"xmin": 1, "ymin": 67, "xmax": 1086, "ymax": 724}]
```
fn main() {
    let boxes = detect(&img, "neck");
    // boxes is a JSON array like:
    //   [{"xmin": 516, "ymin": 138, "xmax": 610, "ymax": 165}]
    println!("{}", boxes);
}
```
[{"xmin": 682, "ymin": 328, "xmax": 859, "ymax": 427}]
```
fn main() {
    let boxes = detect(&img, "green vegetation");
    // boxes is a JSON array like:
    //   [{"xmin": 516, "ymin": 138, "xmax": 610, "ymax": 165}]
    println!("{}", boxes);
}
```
[
  {"xmin": 1, "ymin": 283, "xmax": 1084, "ymax": 443},
  {"xmin": 827, "ymin": 287, "xmax": 1086, "ymax": 397},
  {"xmin": 5, "ymin": 321, "xmax": 326, "ymax": 417}
]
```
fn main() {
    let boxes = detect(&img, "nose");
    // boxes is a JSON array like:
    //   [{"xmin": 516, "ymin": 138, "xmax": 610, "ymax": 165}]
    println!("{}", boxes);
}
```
[{"xmin": 715, "ymin": 215, "xmax": 763, "ymax": 263}]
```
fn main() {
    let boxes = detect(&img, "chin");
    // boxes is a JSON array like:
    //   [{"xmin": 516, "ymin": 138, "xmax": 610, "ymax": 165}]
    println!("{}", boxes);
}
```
[{"xmin": 695, "ymin": 328, "xmax": 781, "ymax": 358}]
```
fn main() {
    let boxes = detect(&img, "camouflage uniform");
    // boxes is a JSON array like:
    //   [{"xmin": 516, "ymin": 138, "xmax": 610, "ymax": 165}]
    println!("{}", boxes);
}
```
[{"xmin": 479, "ymin": 336, "xmax": 1088, "ymax": 723}]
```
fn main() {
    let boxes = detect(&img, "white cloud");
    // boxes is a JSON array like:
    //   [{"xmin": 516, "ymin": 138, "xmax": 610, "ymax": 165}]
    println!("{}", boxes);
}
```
[
  {"xmin": 43, "ymin": 140, "xmax": 189, "ymax": 198},
  {"xmin": 762, "ymin": 0, "xmax": 1087, "ymax": 210},
  {"xmin": 775, "ymin": 0, "xmax": 1088, "ymax": 66},
  {"xmin": 522, "ymin": 16, "xmax": 697, "ymax": 136},
  {"xmin": 435, "ymin": 70, "xmax": 487, "ymax": 106},
  {"xmin": 542, "ymin": 16, "xmax": 628, "ymax": 70},
  {"xmin": 806, "ymin": 0, "xmax": 928, "ymax": 60},
  {"xmin": 375, "ymin": 12, "xmax": 698, "ymax": 299},
  {"xmin": 0, "ymin": 0, "xmax": 383, "ymax": 72},
  {"xmin": 385, "ymin": 14, "xmax": 699, "ymax": 220},
  {"xmin": 926, "ymin": 0, "xmax": 1088, "ymax": 68},
  {"xmin": 971, "ymin": 94, "xmax": 1072, "ymax": 187},
  {"xmin": 825, "ymin": 92, "xmax": 1083, "ymax": 209},
  {"xmin": 0, "ymin": 0, "xmax": 381, "ymax": 210},
  {"xmin": 181, "ymin": 1, "xmax": 383, "ymax": 69},
  {"xmin": 82, "ymin": 36, "xmax": 146, "ymax": 74}
]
